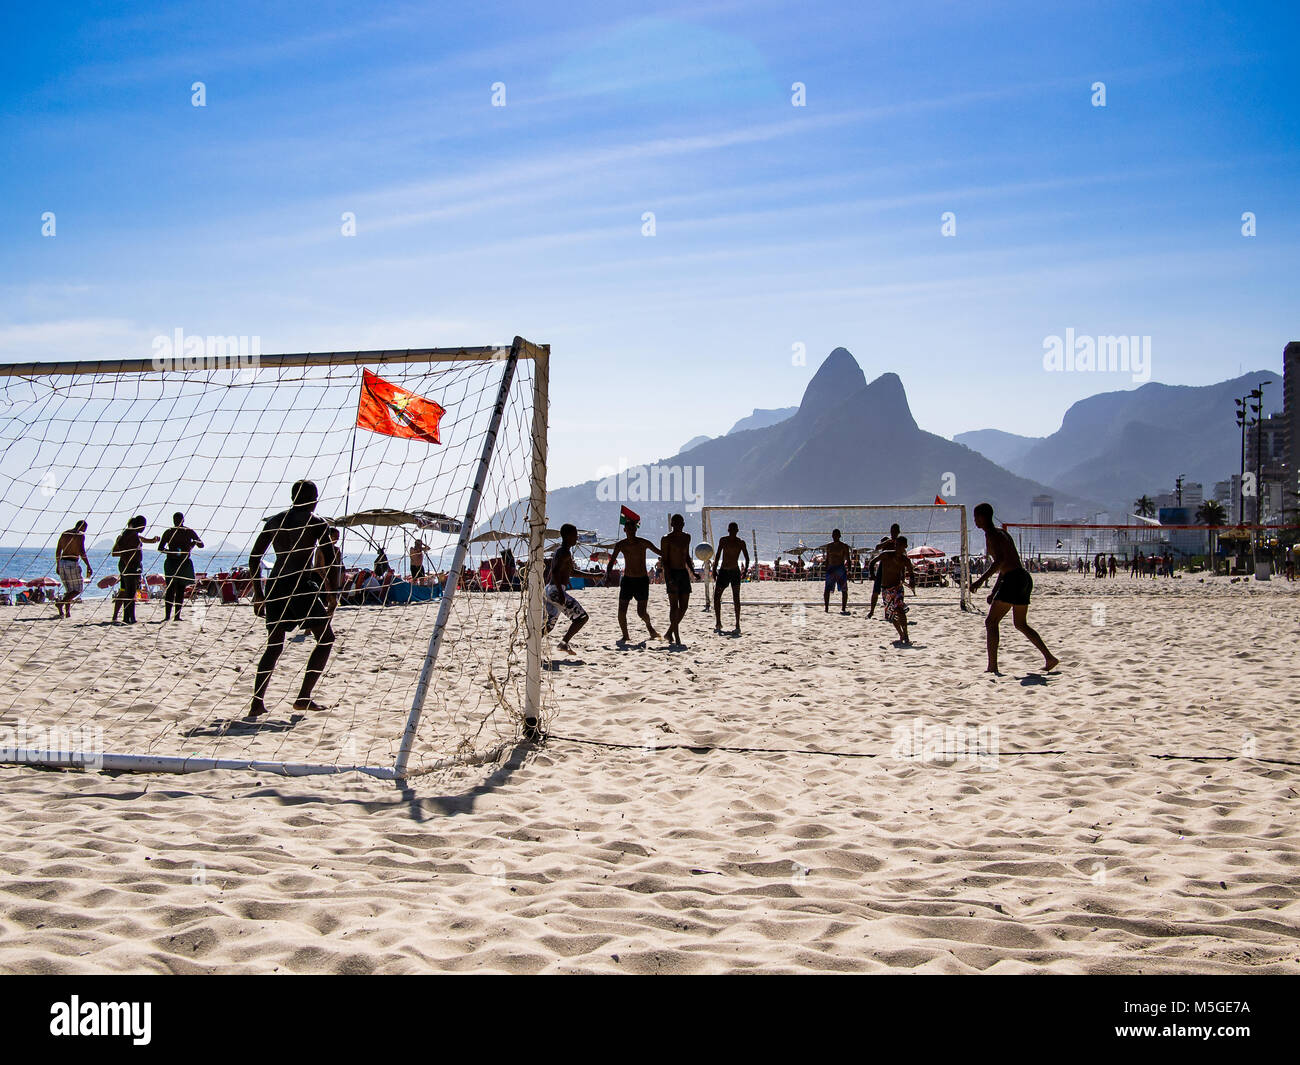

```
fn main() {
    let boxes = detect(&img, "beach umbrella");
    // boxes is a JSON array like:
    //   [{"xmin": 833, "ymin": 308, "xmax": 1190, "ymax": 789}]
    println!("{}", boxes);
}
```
[
  {"xmin": 145, "ymin": 574, "xmax": 165, "ymax": 586},
  {"xmin": 469, "ymin": 529, "xmax": 522, "ymax": 544},
  {"xmin": 784, "ymin": 545, "xmax": 811, "ymax": 555},
  {"xmin": 96, "ymin": 575, "xmax": 119, "ymax": 589},
  {"xmin": 26, "ymin": 577, "xmax": 58, "ymax": 587},
  {"xmin": 907, "ymin": 545, "xmax": 945, "ymax": 558},
  {"xmin": 0, "ymin": 577, "xmax": 23, "ymax": 588}
]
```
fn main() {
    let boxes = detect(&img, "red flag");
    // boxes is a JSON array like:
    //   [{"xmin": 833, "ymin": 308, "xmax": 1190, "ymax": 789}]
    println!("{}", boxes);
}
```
[
  {"xmin": 619, "ymin": 505, "xmax": 640, "ymax": 527},
  {"xmin": 934, "ymin": 494, "xmax": 947, "ymax": 505},
  {"xmin": 356, "ymin": 370, "xmax": 445, "ymax": 444}
]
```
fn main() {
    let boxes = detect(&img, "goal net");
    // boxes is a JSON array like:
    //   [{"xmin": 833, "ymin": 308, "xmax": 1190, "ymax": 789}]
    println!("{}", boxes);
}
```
[
  {"xmin": 0, "ymin": 338, "xmax": 551, "ymax": 780},
  {"xmin": 700, "ymin": 504, "xmax": 971, "ymax": 610}
]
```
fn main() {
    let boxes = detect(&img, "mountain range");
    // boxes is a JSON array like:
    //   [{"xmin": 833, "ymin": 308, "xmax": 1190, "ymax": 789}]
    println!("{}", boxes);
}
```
[
  {"xmin": 678, "ymin": 406, "xmax": 798, "ymax": 455},
  {"xmin": 956, "ymin": 371, "xmax": 1283, "ymax": 511}
]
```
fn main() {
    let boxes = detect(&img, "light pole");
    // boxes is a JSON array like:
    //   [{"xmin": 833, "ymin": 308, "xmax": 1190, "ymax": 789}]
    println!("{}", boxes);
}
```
[
  {"xmin": 1235, "ymin": 396, "xmax": 1248, "ymax": 527},
  {"xmin": 1250, "ymin": 382, "xmax": 1271, "ymax": 568}
]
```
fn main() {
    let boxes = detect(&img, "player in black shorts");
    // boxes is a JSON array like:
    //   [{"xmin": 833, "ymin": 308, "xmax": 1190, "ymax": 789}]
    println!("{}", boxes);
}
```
[
  {"xmin": 247, "ymin": 479, "xmax": 339, "ymax": 718},
  {"xmin": 659, "ymin": 514, "xmax": 695, "ymax": 647},
  {"xmin": 159, "ymin": 512, "xmax": 204, "ymax": 622},
  {"xmin": 969, "ymin": 502, "xmax": 1058, "ymax": 675},
  {"xmin": 607, "ymin": 518, "xmax": 660, "ymax": 644},
  {"xmin": 712, "ymin": 521, "xmax": 750, "ymax": 634}
]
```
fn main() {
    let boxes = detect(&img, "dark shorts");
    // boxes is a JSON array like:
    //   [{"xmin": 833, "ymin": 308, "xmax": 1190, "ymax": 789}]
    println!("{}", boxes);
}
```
[
  {"xmin": 163, "ymin": 556, "xmax": 195, "ymax": 589},
  {"xmin": 992, "ymin": 568, "xmax": 1033, "ymax": 606},
  {"xmin": 666, "ymin": 567, "xmax": 692, "ymax": 597},
  {"xmin": 619, "ymin": 575, "xmax": 650, "ymax": 604},
  {"xmin": 714, "ymin": 567, "xmax": 741, "ymax": 594},
  {"xmin": 264, "ymin": 571, "xmax": 329, "ymax": 631},
  {"xmin": 825, "ymin": 564, "xmax": 848, "ymax": 592},
  {"xmin": 118, "ymin": 570, "xmax": 140, "ymax": 598}
]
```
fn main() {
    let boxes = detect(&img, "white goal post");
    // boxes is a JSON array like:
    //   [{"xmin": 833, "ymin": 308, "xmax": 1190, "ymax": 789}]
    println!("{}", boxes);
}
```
[
  {"xmin": 700, "ymin": 504, "xmax": 971, "ymax": 611},
  {"xmin": 0, "ymin": 337, "xmax": 550, "ymax": 781}
]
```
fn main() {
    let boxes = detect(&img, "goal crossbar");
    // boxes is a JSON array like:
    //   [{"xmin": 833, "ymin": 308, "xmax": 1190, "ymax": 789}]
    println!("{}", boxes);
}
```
[{"xmin": 0, "ymin": 336, "xmax": 550, "ymax": 782}]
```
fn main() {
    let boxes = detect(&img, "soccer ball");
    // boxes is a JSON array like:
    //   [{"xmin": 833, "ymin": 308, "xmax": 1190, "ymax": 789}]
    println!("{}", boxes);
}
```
[{"xmin": 695, "ymin": 542, "xmax": 715, "ymax": 562}]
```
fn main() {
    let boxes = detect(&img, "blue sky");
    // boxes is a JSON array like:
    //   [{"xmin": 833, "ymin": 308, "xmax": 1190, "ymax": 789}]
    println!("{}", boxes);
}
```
[{"xmin": 2, "ymin": 0, "xmax": 1297, "ymax": 490}]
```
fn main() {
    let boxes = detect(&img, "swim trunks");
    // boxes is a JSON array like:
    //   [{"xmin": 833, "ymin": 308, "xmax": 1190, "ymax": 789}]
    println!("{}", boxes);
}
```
[
  {"xmin": 618, "ymin": 575, "xmax": 650, "ymax": 604},
  {"xmin": 714, "ymin": 567, "xmax": 741, "ymax": 593},
  {"xmin": 883, "ymin": 584, "xmax": 907, "ymax": 622},
  {"xmin": 57, "ymin": 558, "xmax": 83, "ymax": 597},
  {"xmin": 825, "ymin": 564, "xmax": 848, "ymax": 592},
  {"xmin": 263, "ymin": 569, "xmax": 329, "ymax": 631},
  {"xmin": 665, "ymin": 567, "xmax": 693, "ymax": 597},
  {"xmin": 544, "ymin": 583, "xmax": 588, "ymax": 632},
  {"xmin": 991, "ymin": 568, "xmax": 1033, "ymax": 606}
]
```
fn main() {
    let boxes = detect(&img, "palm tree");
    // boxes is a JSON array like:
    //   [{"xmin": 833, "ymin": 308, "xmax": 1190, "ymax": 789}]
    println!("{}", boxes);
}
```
[
  {"xmin": 1196, "ymin": 500, "xmax": 1228, "ymax": 572},
  {"xmin": 1134, "ymin": 495, "xmax": 1156, "ymax": 519}
]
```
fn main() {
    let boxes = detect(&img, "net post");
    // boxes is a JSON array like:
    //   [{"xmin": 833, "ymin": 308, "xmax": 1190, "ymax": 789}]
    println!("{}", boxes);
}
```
[
  {"xmin": 959, "ymin": 505, "xmax": 971, "ymax": 611},
  {"xmin": 523, "ymin": 343, "xmax": 549, "ymax": 740},
  {"xmin": 393, "ymin": 340, "xmax": 522, "ymax": 779}
]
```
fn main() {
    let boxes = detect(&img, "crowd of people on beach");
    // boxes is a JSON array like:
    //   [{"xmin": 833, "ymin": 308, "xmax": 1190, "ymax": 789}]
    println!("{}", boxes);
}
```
[
  {"xmin": 544, "ymin": 503, "xmax": 1058, "ymax": 676},
  {"xmin": 24, "ymin": 488, "xmax": 1065, "ymax": 717}
]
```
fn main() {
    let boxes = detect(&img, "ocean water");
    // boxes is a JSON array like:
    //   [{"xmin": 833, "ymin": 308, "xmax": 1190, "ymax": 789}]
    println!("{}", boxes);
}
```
[{"xmin": 0, "ymin": 546, "xmax": 448, "ymax": 598}]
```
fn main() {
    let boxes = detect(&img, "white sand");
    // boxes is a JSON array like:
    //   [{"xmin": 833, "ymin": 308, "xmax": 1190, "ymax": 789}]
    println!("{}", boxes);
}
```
[{"xmin": 0, "ymin": 573, "xmax": 1297, "ymax": 973}]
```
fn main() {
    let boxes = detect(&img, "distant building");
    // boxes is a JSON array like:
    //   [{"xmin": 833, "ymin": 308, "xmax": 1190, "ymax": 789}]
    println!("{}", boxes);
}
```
[
  {"xmin": 1181, "ymin": 481, "xmax": 1203, "ymax": 509},
  {"xmin": 1214, "ymin": 479, "xmax": 1235, "ymax": 521}
]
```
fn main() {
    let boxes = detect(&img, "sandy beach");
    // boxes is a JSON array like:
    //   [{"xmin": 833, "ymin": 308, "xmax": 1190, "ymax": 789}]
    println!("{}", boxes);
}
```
[{"xmin": 0, "ymin": 573, "xmax": 1297, "ymax": 974}]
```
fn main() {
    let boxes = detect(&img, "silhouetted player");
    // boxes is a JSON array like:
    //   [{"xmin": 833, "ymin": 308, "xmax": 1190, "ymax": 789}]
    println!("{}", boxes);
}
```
[
  {"xmin": 247, "ymin": 480, "xmax": 338, "ymax": 718},
  {"xmin": 545, "ymin": 523, "xmax": 590, "ymax": 652},
  {"xmin": 820, "ymin": 529, "xmax": 854, "ymax": 614},
  {"xmin": 660, "ymin": 514, "xmax": 694, "ymax": 646},
  {"xmin": 607, "ymin": 518, "xmax": 660, "ymax": 643},
  {"xmin": 159, "ymin": 512, "xmax": 204, "ymax": 622},
  {"xmin": 969, "ymin": 502, "xmax": 1059, "ymax": 675},
  {"xmin": 712, "ymin": 521, "xmax": 749, "ymax": 634}
]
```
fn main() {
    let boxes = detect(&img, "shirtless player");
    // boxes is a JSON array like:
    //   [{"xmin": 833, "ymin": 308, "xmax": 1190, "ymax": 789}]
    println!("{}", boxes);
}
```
[
  {"xmin": 659, "ymin": 514, "xmax": 695, "ymax": 647},
  {"xmin": 969, "ymin": 502, "xmax": 1059, "ymax": 674},
  {"xmin": 545, "ymin": 523, "xmax": 590, "ymax": 653},
  {"xmin": 248, "ymin": 479, "xmax": 338, "ymax": 718},
  {"xmin": 54, "ymin": 520, "xmax": 92, "ymax": 619},
  {"xmin": 607, "ymin": 517, "xmax": 660, "ymax": 644},
  {"xmin": 877, "ymin": 535, "xmax": 917, "ymax": 645},
  {"xmin": 866, "ymin": 523, "xmax": 901, "ymax": 619},
  {"xmin": 820, "ymin": 529, "xmax": 854, "ymax": 614},
  {"xmin": 712, "ymin": 521, "xmax": 749, "ymax": 634}
]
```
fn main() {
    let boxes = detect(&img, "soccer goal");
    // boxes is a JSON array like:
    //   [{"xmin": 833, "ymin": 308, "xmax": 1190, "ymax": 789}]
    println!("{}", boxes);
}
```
[
  {"xmin": 700, "ymin": 504, "xmax": 971, "ymax": 610},
  {"xmin": 0, "ymin": 337, "xmax": 551, "ymax": 780}
]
